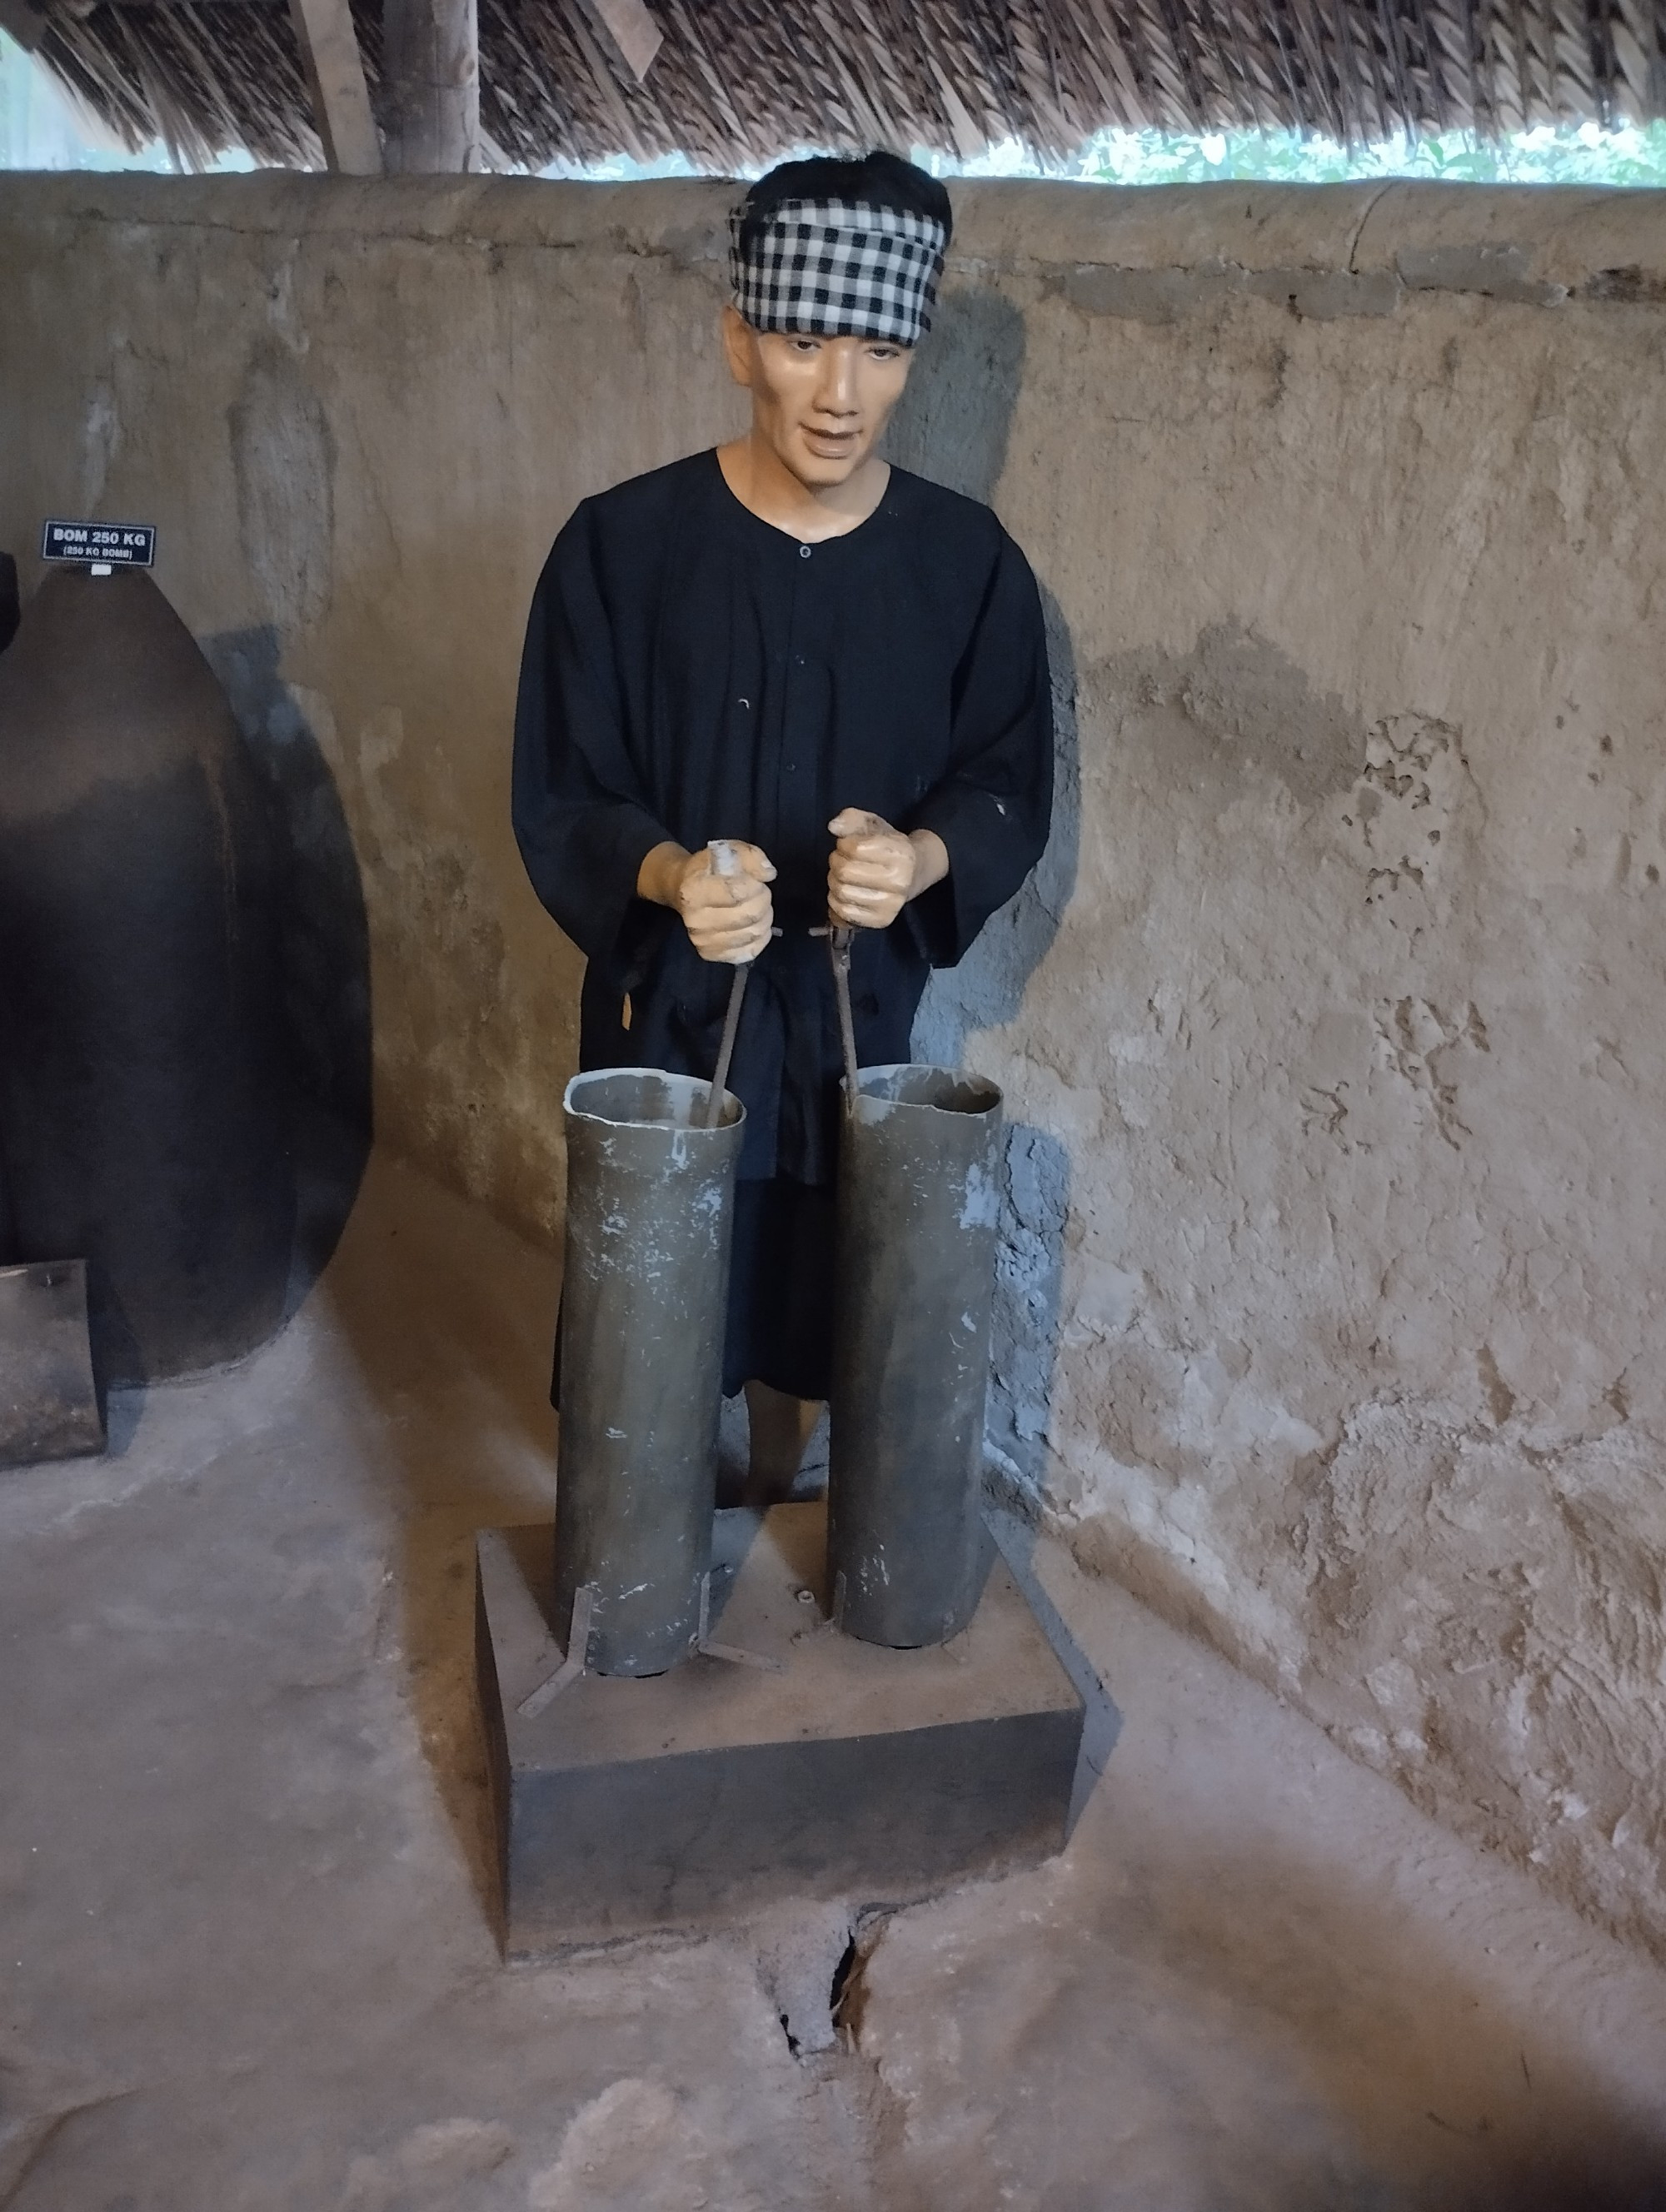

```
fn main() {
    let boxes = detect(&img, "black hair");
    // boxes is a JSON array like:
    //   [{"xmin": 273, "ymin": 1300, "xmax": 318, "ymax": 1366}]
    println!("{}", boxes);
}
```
[{"xmin": 734, "ymin": 151, "xmax": 952, "ymax": 256}]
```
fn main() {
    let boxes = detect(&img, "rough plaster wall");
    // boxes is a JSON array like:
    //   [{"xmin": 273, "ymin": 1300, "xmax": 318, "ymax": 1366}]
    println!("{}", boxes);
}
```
[
  {"xmin": 2, "ymin": 175, "xmax": 1664, "ymax": 1962},
  {"xmin": 917, "ymin": 184, "xmax": 1666, "ymax": 1968},
  {"xmin": 0, "ymin": 180, "xmax": 753, "ymax": 1233}
]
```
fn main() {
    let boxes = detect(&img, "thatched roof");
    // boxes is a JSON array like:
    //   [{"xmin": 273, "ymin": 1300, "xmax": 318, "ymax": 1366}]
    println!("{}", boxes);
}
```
[{"xmin": 22, "ymin": 0, "xmax": 1666, "ymax": 174}]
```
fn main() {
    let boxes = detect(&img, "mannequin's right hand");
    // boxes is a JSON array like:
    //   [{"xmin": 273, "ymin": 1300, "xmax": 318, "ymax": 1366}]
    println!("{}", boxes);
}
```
[{"xmin": 672, "ymin": 842, "xmax": 776, "ymax": 964}]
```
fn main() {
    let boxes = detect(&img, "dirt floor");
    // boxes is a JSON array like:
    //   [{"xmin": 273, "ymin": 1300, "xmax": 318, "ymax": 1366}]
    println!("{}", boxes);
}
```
[{"xmin": 3, "ymin": 1151, "xmax": 1665, "ymax": 2211}]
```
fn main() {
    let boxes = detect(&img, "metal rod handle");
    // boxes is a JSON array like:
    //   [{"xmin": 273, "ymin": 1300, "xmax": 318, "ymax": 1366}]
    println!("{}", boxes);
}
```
[
  {"xmin": 829, "ymin": 923, "xmax": 860, "ymax": 1115},
  {"xmin": 705, "ymin": 960, "xmax": 749, "ymax": 1128},
  {"xmin": 702, "ymin": 839, "xmax": 751, "ymax": 1130}
]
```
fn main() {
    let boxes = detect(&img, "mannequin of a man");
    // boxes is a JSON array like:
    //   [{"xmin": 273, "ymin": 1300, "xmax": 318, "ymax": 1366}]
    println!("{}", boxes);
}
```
[{"xmin": 514, "ymin": 152, "xmax": 1052, "ymax": 1503}]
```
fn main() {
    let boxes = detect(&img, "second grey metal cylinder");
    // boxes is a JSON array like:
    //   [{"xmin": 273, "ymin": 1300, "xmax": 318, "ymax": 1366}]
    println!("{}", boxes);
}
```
[
  {"xmin": 828, "ymin": 1064, "xmax": 1004, "ymax": 1647},
  {"xmin": 555, "ymin": 1069, "xmax": 744, "ymax": 1676}
]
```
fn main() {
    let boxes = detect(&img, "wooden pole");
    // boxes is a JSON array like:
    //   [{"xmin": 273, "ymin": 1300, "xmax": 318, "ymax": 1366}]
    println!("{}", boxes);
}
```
[
  {"xmin": 578, "ymin": 0, "xmax": 663, "ymax": 84},
  {"xmin": 382, "ymin": 0, "xmax": 481, "ymax": 172},
  {"xmin": 287, "ymin": 0, "xmax": 382, "ymax": 174}
]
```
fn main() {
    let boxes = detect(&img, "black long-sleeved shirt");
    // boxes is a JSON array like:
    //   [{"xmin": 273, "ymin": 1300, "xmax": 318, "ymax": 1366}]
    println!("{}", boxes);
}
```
[{"xmin": 512, "ymin": 450, "xmax": 1052, "ymax": 1183}]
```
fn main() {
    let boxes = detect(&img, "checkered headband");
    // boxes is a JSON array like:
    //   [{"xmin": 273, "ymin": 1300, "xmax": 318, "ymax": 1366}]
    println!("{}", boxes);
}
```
[{"xmin": 729, "ymin": 198, "xmax": 948, "ymax": 346}]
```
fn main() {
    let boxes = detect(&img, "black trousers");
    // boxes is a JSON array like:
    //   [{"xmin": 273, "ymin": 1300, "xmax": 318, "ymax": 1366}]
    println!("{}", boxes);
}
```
[{"xmin": 721, "ymin": 1177, "xmax": 837, "ymax": 1401}]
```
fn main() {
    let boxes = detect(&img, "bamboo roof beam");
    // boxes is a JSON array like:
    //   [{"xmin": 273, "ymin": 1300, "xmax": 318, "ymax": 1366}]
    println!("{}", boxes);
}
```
[{"xmin": 288, "ymin": 0, "xmax": 381, "ymax": 170}]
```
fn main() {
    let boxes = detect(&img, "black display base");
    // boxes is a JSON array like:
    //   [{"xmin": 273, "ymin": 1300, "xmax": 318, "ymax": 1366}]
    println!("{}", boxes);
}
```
[
  {"xmin": 0, "ymin": 1259, "xmax": 104, "ymax": 1468},
  {"xmin": 475, "ymin": 1501, "xmax": 1085, "ymax": 1954}
]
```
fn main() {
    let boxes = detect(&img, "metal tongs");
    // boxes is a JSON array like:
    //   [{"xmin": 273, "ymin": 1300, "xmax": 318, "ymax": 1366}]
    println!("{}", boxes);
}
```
[
  {"xmin": 828, "ymin": 923, "xmax": 860, "ymax": 1117},
  {"xmin": 825, "ymin": 812, "xmax": 881, "ymax": 1115},
  {"xmin": 703, "ymin": 840, "xmax": 753, "ymax": 1128},
  {"xmin": 702, "ymin": 838, "xmax": 864, "ymax": 1129}
]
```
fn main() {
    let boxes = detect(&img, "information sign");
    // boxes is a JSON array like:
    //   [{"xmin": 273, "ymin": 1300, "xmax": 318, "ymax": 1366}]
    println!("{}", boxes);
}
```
[{"xmin": 41, "ymin": 520, "xmax": 157, "ymax": 567}]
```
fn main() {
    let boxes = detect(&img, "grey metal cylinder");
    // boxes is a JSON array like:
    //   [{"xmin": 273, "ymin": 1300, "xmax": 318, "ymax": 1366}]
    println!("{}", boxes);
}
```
[
  {"xmin": 828, "ymin": 1064, "xmax": 1004, "ymax": 1648},
  {"xmin": 555, "ymin": 1069, "xmax": 745, "ymax": 1676}
]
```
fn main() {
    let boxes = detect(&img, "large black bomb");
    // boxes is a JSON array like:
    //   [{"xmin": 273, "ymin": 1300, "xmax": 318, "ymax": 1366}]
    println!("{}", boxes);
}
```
[
  {"xmin": 0, "ymin": 554, "xmax": 19, "ymax": 656},
  {"xmin": 0, "ymin": 568, "xmax": 294, "ymax": 1382}
]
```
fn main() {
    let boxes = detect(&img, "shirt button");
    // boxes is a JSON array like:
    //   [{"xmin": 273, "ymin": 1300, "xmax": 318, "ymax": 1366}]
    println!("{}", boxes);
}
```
[{"xmin": 799, "ymin": 545, "xmax": 811, "ymax": 559}]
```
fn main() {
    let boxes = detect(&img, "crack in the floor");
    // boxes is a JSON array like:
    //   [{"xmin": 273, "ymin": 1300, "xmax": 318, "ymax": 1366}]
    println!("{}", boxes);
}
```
[
  {"xmin": 754, "ymin": 1901, "xmax": 900, "ymax": 2065},
  {"xmin": 737, "ymin": 1901, "xmax": 923, "ymax": 2210}
]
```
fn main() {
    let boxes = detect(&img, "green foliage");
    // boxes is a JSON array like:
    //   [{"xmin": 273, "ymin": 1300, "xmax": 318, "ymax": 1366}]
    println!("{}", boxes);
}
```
[{"xmin": 953, "ymin": 120, "xmax": 1666, "ymax": 188}]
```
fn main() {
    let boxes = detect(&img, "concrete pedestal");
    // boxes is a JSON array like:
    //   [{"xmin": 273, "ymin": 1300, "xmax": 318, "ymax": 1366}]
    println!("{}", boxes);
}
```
[{"xmin": 475, "ymin": 1502, "xmax": 1085, "ymax": 1954}]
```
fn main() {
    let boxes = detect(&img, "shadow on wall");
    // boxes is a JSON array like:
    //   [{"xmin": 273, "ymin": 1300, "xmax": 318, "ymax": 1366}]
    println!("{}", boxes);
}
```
[
  {"xmin": 890, "ymin": 287, "xmax": 1083, "ymax": 1498},
  {"xmin": 205, "ymin": 625, "xmax": 372, "ymax": 1315},
  {"xmin": 988, "ymin": 1505, "xmax": 1122, "ymax": 1839}
]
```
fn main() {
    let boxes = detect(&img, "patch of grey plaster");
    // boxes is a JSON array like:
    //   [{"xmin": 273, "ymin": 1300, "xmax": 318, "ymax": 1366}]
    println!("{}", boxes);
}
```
[
  {"xmin": 1396, "ymin": 242, "xmax": 1568, "ymax": 306},
  {"xmin": 1103, "ymin": 620, "xmax": 1365, "ymax": 810},
  {"xmin": 1245, "ymin": 267, "xmax": 1403, "ymax": 319},
  {"xmin": 1055, "ymin": 261, "xmax": 1401, "ymax": 324},
  {"xmin": 228, "ymin": 341, "xmax": 336, "ymax": 636},
  {"xmin": 1055, "ymin": 263, "xmax": 1235, "ymax": 326},
  {"xmin": 1054, "ymin": 242, "xmax": 1590, "ymax": 323}
]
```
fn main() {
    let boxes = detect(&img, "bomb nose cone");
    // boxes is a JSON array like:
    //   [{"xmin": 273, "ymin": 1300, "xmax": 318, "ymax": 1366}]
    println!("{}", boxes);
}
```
[
  {"xmin": 0, "ymin": 552, "xmax": 18, "ymax": 656},
  {"xmin": 0, "ymin": 565, "xmax": 295, "ymax": 1382}
]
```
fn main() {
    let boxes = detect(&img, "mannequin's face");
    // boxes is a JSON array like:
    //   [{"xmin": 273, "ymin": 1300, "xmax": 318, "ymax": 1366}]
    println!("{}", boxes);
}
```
[{"xmin": 722, "ymin": 304, "xmax": 914, "ymax": 489}]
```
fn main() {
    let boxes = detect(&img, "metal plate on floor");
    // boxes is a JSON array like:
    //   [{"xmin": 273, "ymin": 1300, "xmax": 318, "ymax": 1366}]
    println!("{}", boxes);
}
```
[{"xmin": 0, "ymin": 1260, "xmax": 105, "ymax": 1467}]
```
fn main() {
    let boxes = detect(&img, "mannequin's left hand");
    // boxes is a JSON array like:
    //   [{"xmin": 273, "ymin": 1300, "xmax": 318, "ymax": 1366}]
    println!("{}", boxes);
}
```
[{"xmin": 827, "ymin": 810, "xmax": 922, "ymax": 929}]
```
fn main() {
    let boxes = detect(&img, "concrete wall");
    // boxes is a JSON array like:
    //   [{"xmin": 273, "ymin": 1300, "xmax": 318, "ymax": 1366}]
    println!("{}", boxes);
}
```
[{"xmin": 4, "ymin": 172, "xmax": 1664, "ymax": 1960}]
